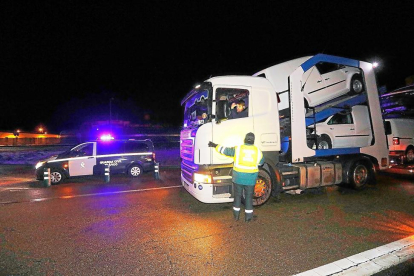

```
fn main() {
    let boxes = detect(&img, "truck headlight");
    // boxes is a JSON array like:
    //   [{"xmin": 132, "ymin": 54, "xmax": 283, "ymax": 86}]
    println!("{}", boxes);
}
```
[
  {"xmin": 194, "ymin": 173, "xmax": 212, "ymax": 184},
  {"xmin": 35, "ymin": 161, "xmax": 45, "ymax": 170}
]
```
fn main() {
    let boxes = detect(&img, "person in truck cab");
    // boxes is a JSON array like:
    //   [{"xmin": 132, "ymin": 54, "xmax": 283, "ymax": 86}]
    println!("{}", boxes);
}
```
[
  {"xmin": 208, "ymin": 133, "xmax": 264, "ymax": 222},
  {"xmin": 229, "ymin": 100, "xmax": 248, "ymax": 119}
]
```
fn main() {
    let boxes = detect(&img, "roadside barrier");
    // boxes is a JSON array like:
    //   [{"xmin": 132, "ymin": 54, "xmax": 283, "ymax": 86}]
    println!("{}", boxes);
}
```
[
  {"xmin": 43, "ymin": 168, "xmax": 51, "ymax": 187},
  {"xmin": 154, "ymin": 163, "xmax": 160, "ymax": 179},
  {"xmin": 104, "ymin": 166, "xmax": 110, "ymax": 183}
]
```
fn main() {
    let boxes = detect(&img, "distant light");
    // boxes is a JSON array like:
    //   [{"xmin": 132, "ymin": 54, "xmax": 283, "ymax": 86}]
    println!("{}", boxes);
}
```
[
  {"xmin": 373, "ymin": 62, "xmax": 379, "ymax": 68},
  {"xmin": 100, "ymin": 134, "xmax": 114, "ymax": 141},
  {"xmin": 195, "ymin": 84, "xmax": 201, "ymax": 89}
]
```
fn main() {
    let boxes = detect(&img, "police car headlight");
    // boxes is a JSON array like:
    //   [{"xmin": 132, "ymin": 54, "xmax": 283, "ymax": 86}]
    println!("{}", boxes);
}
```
[
  {"xmin": 193, "ymin": 173, "xmax": 212, "ymax": 184},
  {"xmin": 35, "ymin": 161, "xmax": 45, "ymax": 170}
]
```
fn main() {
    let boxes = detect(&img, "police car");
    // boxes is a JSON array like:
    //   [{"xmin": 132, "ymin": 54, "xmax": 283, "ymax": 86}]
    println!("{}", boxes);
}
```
[{"xmin": 35, "ymin": 139, "xmax": 156, "ymax": 184}]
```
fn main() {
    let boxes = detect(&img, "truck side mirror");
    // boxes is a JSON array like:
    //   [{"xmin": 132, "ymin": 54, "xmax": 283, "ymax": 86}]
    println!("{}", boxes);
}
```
[
  {"xmin": 384, "ymin": 121, "xmax": 392, "ymax": 135},
  {"xmin": 216, "ymin": 101, "xmax": 230, "ymax": 121}
]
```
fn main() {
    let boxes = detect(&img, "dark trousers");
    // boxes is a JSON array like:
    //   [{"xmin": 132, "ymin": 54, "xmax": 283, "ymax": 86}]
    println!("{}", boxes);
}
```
[{"xmin": 233, "ymin": 183, "xmax": 255, "ymax": 211}]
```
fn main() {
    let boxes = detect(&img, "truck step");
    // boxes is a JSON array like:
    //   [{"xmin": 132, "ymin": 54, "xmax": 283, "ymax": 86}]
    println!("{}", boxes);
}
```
[{"xmin": 212, "ymin": 193, "xmax": 231, "ymax": 198}]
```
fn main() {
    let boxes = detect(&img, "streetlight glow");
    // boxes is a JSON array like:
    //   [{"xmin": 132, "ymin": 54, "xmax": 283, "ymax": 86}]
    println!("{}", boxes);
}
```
[{"xmin": 373, "ymin": 62, "xmax": 379, "ymax": 68}]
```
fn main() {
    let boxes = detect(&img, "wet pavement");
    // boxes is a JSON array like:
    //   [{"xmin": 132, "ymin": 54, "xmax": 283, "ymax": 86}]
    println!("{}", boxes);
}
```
[{"xmin": 1, "ymin": 165, "xmax": 414, "ymax": 275}]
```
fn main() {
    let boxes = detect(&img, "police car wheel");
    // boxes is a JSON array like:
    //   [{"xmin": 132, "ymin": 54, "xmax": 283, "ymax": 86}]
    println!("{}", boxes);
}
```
[
  {"xmin": 128, "ymin": 165, "xmax": 143, "ymax": 177},
  {"xmin": 50, "ymin": 169, "xmax": 63, "ymax": 184}
]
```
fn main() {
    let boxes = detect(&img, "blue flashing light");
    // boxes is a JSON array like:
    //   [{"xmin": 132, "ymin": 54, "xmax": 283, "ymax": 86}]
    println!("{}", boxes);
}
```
[{"xmin": 100, "ymin": 134, "xmax": 114, "ymax": 141}]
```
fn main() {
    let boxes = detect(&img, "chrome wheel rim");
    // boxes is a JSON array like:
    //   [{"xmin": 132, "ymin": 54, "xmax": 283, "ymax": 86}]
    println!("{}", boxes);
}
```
[
  {"xmin": 130, "ymin": 166, "xmax": 141, "ymax": 176},
  {"xmin": 50, "ymin": 172, "xmax": 62, "ymax": 184},
  {"xmin": 353, "ymin": 165, "xmax": 368, "ymax": 187},
  {"xmin": 318, "ymin": 141, "xmax": 329, "ymax": 149},
  {"xmin": 352, "ymin": 79, "xmax": 363, "ymax": 93}
]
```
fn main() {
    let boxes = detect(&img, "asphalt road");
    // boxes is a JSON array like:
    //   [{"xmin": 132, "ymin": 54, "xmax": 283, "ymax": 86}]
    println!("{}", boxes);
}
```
[{"xmin": 1, "ymin": 165, "xmax": 414, "ymax": 275}]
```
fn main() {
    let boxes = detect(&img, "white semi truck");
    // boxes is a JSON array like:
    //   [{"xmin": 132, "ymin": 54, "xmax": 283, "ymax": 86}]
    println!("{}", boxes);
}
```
[{"xmin": 180, "ymin": 54, "xmax": 389, "ymax": 206}]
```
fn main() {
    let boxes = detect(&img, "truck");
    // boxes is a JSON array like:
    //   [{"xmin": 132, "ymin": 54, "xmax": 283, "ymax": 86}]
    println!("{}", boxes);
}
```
[
  {"xmin": 380, "ymin": 85, "xmax": 414, "ymax": 164},
  {"xmin": 180, "ymin": 54, "xmax": 389, "ymax": 206},
  {"xmin": 384, "ymin": 118, "xmax": 414, "ymax": 164}
]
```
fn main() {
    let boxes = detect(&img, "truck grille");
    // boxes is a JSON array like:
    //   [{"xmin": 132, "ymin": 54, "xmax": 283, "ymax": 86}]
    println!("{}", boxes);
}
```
[{"xmin": 180, "ymin": 129, "xmax": 195, "ymax": 162}]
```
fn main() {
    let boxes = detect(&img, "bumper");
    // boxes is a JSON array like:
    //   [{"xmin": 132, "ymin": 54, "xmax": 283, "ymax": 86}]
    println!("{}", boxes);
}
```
[
  {"xmin": 181, "ymin": 174, "xmax": 233, "ymax": 204},
  {"xmin": 389, "ymin": 151, "xmax": 405, "ymax": 165},
  {"xmin": 35, "ymin": 167, "xmax": 45, "ymax": 180}
]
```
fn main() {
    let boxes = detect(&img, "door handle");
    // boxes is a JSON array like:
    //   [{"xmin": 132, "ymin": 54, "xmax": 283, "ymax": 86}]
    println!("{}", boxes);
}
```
[
  {"xmin": 88, "ymin": 157, "xmax": 94, "ymax": 159},
  {"xmin": 350, "ymin": 128, "xmax": 355, "ymax": 130},
  {"xmin": 325, "ymin": 78, "xmax": 330, "ymax": 80},
  {"xmin": 330, "ymin": 128, "xmax": 334, "ymax": 130},
  {"xmin": 317, "ymin": 80, "xmax": 322, "ymax": 83}
]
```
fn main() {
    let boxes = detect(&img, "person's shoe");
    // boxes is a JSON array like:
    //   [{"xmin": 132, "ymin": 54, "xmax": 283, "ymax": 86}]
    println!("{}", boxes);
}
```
[
  {"xmin": 233, "ymin": 210, "xmax": 240, "ymax": 221},
  {"xmin": 245, "ymin": 212, "xmax": 253, "ymax": 222}
]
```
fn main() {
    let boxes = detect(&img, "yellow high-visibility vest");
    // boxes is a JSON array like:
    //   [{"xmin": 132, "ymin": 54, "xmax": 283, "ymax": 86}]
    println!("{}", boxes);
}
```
[{"xmin": 233, "ymin": 145, "xmax": 262, "ymax": 173}]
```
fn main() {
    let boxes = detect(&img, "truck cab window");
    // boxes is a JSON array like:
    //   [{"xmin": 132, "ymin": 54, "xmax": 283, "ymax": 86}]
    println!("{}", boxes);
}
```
[{"xmin": 216, "ymin": 88, "xmax": 249, "ymax": 120}]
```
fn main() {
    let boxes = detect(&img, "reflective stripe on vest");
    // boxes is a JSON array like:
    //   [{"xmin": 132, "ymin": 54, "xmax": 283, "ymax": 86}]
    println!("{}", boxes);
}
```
[{"xmin": 233, "ymin": 145, "xmax": 262, "ymax": 173}]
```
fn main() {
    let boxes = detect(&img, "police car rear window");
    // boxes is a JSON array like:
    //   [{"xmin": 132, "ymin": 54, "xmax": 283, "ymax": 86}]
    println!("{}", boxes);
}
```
[
  {"xmin": 97, "ymin": 142, "xmax": 124, "ymax": 155},
  {"xmin": 125, "ymin": 142, "xmax": 150, "ymax": 153}
]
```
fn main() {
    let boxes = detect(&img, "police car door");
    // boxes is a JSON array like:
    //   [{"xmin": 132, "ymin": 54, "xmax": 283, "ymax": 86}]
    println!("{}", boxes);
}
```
[{"xmin": 68, "ymin": 142, "xmax": 96, "ymax": 176}]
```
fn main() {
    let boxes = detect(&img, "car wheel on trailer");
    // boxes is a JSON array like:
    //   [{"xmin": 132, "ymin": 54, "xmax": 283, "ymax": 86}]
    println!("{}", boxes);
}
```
[
  {"xmin": 50, "ymin": 169, "xmax": 64, "ymax": 185},
  {"xmin": 349, "ymin": 161, "xmax": 370, "ymax": 190},
  {"xmin": 317, "ymin": 136, "xmax": 332, "ymax": 149},
  {"xmin": 249, "ymin": 168, "xmax": 272, "ymax": 206},
  {"xmin": 405, "ymin": 147, "xmax": 414, "ymax": 163},
  {"xmin": 350, "ymin": 75, "xmax": 364, "ymax": 94},
  {"xmin": 128, "ymin": 164, "xmax": 143, "ymax": 177}
]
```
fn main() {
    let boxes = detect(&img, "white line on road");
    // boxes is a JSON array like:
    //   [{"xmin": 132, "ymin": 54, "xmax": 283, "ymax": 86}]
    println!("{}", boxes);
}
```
[
  {"xmin": 0, "ymin": 185, "xmax": 183, "ymax": 204},
  {"xmin": 295, "ymin": 235, "xmax": 414, "ymax": 276}
]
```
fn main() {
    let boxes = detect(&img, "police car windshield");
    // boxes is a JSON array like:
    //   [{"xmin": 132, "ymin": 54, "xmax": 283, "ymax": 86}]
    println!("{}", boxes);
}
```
[{"xmin": 183, "ymin": 89, "xmax": 209, "ymax": 127}]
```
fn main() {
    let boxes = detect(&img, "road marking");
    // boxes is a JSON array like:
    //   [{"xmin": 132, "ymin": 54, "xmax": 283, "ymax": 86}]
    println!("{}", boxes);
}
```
[
  {"xmin": 0, "ymin": 185, "xmax": 183, "ymax": 204},
  {"xmin": 295, "ymin": 235, "xmax": 414, "ymax": 276},
  {"xmin": 0, "ymin": 187, "xmax": 31, "ymax": 193}
]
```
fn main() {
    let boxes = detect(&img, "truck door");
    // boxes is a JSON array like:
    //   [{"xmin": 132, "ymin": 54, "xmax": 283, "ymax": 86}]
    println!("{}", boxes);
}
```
[
  {"xmin": 68, "ymin": 142, "xmax": 96, "ymax": 176},
  {"xmin": 212, "ymin": 87, "xmax": 253, "ymax": 164}
]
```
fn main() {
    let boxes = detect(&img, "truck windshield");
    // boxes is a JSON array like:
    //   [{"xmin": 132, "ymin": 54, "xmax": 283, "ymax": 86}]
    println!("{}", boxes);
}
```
[{"xmin": 183, "ymin": 89, "xmax": 210, "ymax": 127}]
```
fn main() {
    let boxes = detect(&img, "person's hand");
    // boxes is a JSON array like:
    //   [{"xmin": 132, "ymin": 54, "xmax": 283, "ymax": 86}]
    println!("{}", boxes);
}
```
[
  {"xmin": 231, "ymin": 103, "xmax": 236, "ymax": 109},
  {"xmin": 208, "ymin": 141, "xmax": 218, "ymax": 148}
]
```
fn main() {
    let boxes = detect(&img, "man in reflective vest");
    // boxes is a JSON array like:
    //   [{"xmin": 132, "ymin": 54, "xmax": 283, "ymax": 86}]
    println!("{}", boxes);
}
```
[{"xmin": 208, "ymin": 132, "xmax": 264, "ymax": 222}]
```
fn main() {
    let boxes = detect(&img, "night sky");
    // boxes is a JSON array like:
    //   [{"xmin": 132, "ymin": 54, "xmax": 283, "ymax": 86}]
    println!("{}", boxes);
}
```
[{"xmin": 2, "ymin": 1, "xmax": 413, "ymax": 133}]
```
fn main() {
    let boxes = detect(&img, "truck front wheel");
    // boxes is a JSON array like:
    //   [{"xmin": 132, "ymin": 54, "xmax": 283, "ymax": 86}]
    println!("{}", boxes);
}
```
[
  {"xmin": 349, "ymin": 161, "xmax": 369, "ymax": 190},
  {"xmin": 250, "ymin": 169, "xmax": 272, "ymax": 206}
]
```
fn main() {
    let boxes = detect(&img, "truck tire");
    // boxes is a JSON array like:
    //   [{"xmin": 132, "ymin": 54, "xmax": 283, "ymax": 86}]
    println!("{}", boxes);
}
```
[
  {"xmin": 405, "ymin": 147, "xmax": 414, "ymax": 163},
  {"xmin": 249, "ymin": 168, "xmax": 272, "ymax": 206},
  {"xmin": 349, "ymin": 161, "xmax": 369, "ymax": 190},
  {"xmin": 350, "ymin": 75, "xmax": 364, "ymax": 94},
  {"xmin": 317, "ymin": 136, "xmax": 332, "ymax": 149},
  {"xmin": 50, "ymin": 169, "xmax": 64, "ymax": 185}
]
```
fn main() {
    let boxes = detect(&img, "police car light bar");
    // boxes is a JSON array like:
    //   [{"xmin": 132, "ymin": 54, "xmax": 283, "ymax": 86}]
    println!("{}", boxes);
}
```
[{"xmin": 100, "ymin": 134, "xmax": 114, "ymax": 141}]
